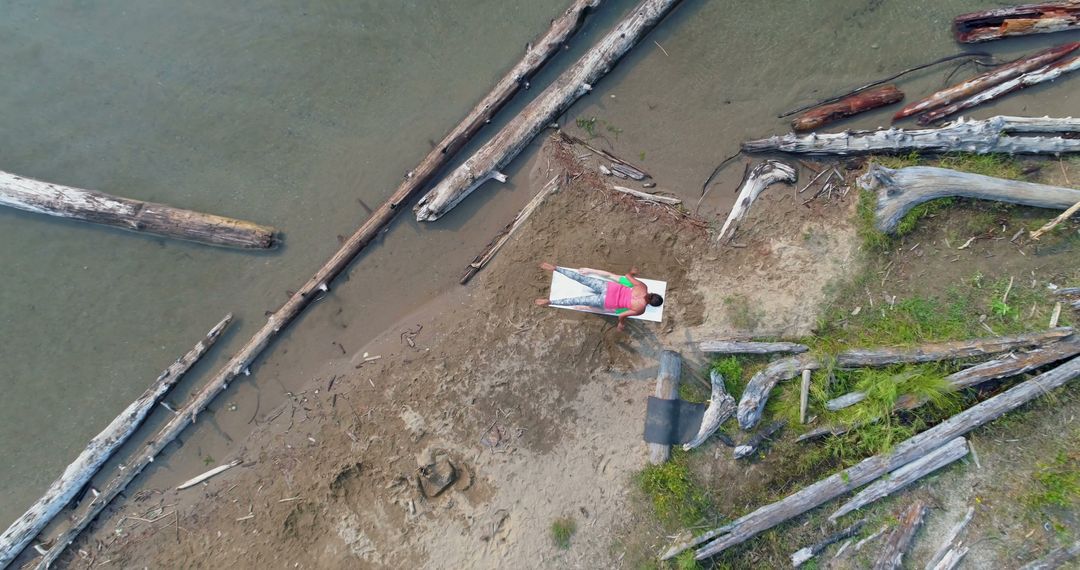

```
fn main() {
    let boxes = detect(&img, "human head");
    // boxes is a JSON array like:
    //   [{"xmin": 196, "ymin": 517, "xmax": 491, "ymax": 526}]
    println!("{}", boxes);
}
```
[{"xmin": 646, "ymin": 293, "xmax": 664, "ymax": 307}]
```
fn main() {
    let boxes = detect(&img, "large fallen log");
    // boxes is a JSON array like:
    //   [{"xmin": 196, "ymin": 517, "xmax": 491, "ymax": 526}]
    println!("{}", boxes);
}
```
[
  {"xmin": 859, "ymin": 164, "xmax": 1080, "ymax": 234},
  {"xmin": 0, "ymin": 314, "xmax": 232, "ymax": 569},
  {"xmin": 742, "ymin": 116, "xmax": 1080, "ymax": 157},
  {"xmin": 737, "ymin": 353, "xmax": 821, "ymax": 430},
  {"xmin": 835, "ymin": 328, "xmax": 1073, "ymax": 367},
  {"xmin": 663, "ymin": 355, "xmax": 1080, "ymax": 561},
  {"xmin": 716, "ymin": 161, "xmax": 797, "ymax": 242},
  {"xmin": 1018, "ymin": 540, "xmax": 1080, "ymax": 570},
  {"xmin": 683, "ymin": 369, "xmax": 736, "ymax": 451},
  {"xmin": 698, "ymin": 340, "xmax": 809, "ymax": 355},
  {"xmin": 0, "ymin": 170, "xmax": 276, "ymax": 249},
  {"xmin": 648, "ymin": 350, "xmax": 682, "ymax": 464},
  {"xmin": 829, "ymin": 437, "xmax": 968, "ymax": 523},
  {"xmin": 792, "ymin": 85, "xmax": 904, "ymax": 132},
  {"xmin": 414, "ymin": 0, "xmax": 685, "ymax": 221},
  {"xmin": 29, "ymin": 3, "xmax": 602, "ymax": 567},
  {"xmin": 954, "ymin": 2, "xmax": 1080, "ymax": 43},
  {"xmin": 919, "ymin": 52, "xmax": 1080, "ymax": 125},
  {"xmin": 894, "ymin": 42, "xmax": 1080, "ymax": 121},
  {"xmin": 872, "ymin": 500, "xmax": 929, "ymax": 570}
]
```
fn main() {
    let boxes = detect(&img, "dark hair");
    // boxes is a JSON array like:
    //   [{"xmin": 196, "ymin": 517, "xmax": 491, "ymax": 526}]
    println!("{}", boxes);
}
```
[{"xmin": 646, "ymin": 293, "xmax": 664, "ymax": 307}]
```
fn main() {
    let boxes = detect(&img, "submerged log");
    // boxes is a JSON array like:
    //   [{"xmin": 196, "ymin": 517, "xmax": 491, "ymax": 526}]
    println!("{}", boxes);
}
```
[
  {"xmin": 792, "ymin": 85, "xmax": 903, "ymax": 132},
  {"xmin": 415, "ymin": 0, "xmax": 686, "ymax": 221},
  {"xmin": 872, "ymin": 500, "xmax": 929, "ymax": 570},
  {"xmin": 683, "ymin": 369, "xmax": 736, "ymax": 451},
  {"xmin": 919, "ymin": 52, "xmax": 1080, "ymax": 125},
  {"xmin": 859, "ymin": 164, "xmax": 1080, "ymax": 234},
  {"xmin": 954, "ymin": 2, "xmax": 1080, "ymax": 43},
  {"xmin": 1018, "ymin": 540, "xmax": 1080, "ymax": 570},
  {"xmin": 716, "ymin": 160, "xmax": 796, "ymax": 242},
  {"xmin": 894, "ymin": 42, "xmax": 1080, "ymax": 121},
  {"xmin": 0, "ymin": 315, "xmax": 232, "ymax": 569},
  {"xmin": 835, "ymin": 328, "xmax": 1073, "ymax": 367},
  {"xmin": 737, "ymin": 353, "xmax": 821, "ymax": 430},
  {"xmin": 742, "ymin": 115, "xmax": 1080, "ymax": 157},
  {"xmin": 664, "ymin": 355, "xmax": 1080, "ymax": 562},
  {"xmin": 0, "ymin": 170, "xmax": 275, "ymax": 249},
  {"xmin": 648, "ymin": 350, "xmax": 682, "ymax": 464},
  {"xmin": 698, "ymin": 340, "xmax": 809, "ymax": 355},
  {"xmin": 790, "ymin": 519, "xmax": 867, "ymax": 567}
]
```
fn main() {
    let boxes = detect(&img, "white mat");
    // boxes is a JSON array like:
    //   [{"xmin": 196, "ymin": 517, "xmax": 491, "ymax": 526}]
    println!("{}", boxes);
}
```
[{"xmin": 548, "ymin": 267, "xmax": 666, "ymax": 323}]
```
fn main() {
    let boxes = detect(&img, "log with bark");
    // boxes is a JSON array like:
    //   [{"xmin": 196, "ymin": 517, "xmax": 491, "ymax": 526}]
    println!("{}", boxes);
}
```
[
  {"xmin": 918, "ymin": 52, "xmax": 1080, "ymax": 125},
  {"xmin": 894, "ymin": 42, "xmax": 1080, "ymax": 121},
  {"xmin": 859, "ymin": 164, "xmax": 1080, "ymax": 234},
  {"xmin": 829, "ymin": 437, "xmax": 968, "ymax": 522},
  {"xmin": 1018, "ymin": 540, "xmax": 1080, "ymax": 570},
  {"xmin": 716, "ymin": 160, "xmax": 796, "ymax": 242},
  {"xmin": 661, "ymin": 355, "xmax": 1080, "ymax": 562},
  {"xmin": 648, "ymin": 350, "xmax": 682, "ymax": 464},
  {"xmin": 414, "ymin": 0, "xmax": 685, "ymax": 221},
  {"xmin": 925, "ymin": 506, "xmax": 975, "ymax": 570},
  {"xmin": 29, "ymin": 4, "xmax": 602, "ymax": 567},
  {"xmin": 698, "ymin": 340, "xmax": 809, "ymax": 354},
  {"xmin": 790, "ymin": 519, "xmax": 866, "ymax": 567},
  {"xmin": 835, "ymin": 328, "xmax": 1073, "ymax": 367},
  {"xmin": 0, "ymin": 315, "xmax": 232, "ymax": 569},
  {"xmin": 737, "ymin": 353, "xmax": 821, "ymax": 430},
  {"xmin": 954, "ymin": 2, "xmax": 1080, "ymax": 43},
  {"xmin": 683, "ymin": 369, "xmax": 736, "ymax": 451},
  {"xmin": 872, "ymin": 500, "xmax": 929, "ymax": 570},
  {"xmin": 742, "ymin": 115, "xmax": 1080, "ymax": 157},
  {"xmin": 792, "ymin": 85, "xmax": 904, "ymax": 132},
  {"xmin": 0, "ymin": 170, "xmax": 275, "ymax": 249}
]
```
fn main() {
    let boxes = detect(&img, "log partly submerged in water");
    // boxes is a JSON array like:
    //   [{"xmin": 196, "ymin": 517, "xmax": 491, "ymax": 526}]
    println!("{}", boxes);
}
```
[
  {"xmin": 0, "ymin": 170, "xmax": 276, "ymax": 249},
  {"xmin": 792, "ymin": 85, "xmax": 904, "ymax": 132},
  {"xmin": 894, "ymin": 42, "xmax": 1080, "ymax": 121},
  {"xmin": 0, "ymin": 314, "xmax": 233, "ymax": 570},
  {"xmin": 954, "ymin": 2, "xmax": 1080, "ymax": 43},
  {"xmin": 918, "ymin": 52, "xmax": 1080, "ymax": 125},
  {"xmin": 859, "ymin": 164, "xmax": 1080, "ymax": 234},
  {"xmin": 662, "ymin": 355, "xmax": 1080, "ymax": 562},
  {"xmin": 716, "ymin": 160, "xmax": 796, "ymax": 242},
  {"xmin": 415, "ymin": 0, "xmax": 686, "ymax": 221},
  {"xmin": 742, "ymin": 116, "xmax": 1080, "ymax": 156}
]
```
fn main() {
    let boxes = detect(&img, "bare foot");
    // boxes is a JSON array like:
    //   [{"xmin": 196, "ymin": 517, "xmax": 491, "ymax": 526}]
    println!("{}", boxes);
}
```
[
  {"xmin": 534, "ymin": 298, "xmax": 550, "ymax": 306},
  {"xmin": 539, "ymin": 262, "xmax": 556, "ymax": 272}
]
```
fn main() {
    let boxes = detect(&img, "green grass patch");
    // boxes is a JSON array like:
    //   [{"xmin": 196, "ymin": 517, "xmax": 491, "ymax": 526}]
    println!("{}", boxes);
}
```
[
  {"xmin": 637, "ymin": 452, "xmax": 711, "ymax": 529},
  {"xmin": 937, "ymin": 153, "xmax": 1023, "ymax": 179},
  {"xmin": 550, "ymin": 516, "xmax": 577, "ymax": 550},
  {"xmin": 1026, "ymin": 448, "xmax": 1080, "ymax": 511}
]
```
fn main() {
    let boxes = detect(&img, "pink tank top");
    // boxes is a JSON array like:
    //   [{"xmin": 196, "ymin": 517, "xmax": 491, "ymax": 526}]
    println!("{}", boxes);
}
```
[{"xmin": 604, "ymin": 282, "xmax": 635, "ymax": 311}]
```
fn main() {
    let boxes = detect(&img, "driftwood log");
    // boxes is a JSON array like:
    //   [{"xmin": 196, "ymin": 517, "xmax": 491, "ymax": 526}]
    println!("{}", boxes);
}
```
[
  {"xmin": 742, "ymin": 115, "xmax": 1080, "ymax": 156},
  {"xmin": 859, "ymin": 164, "xmax": 1080, "ymax": 234},
  {"xmin": 0, "ymin": 170, "xmax": 275, "ymax": 249},
  {"xmin": 698, "ymin": 340, "xmax": 809, "ymax": 354},
  {"xmin": 829, "ymin": 437, "xmax": 968, "ymax": 523},
  {"xmin": 954, "ymin": 2, "xmax": 1080, "ymax": 43},
  {"xmin": 835, "ymin": 328, "xmax": 1073, "ymax": 367},
  {"xmin": 872, "ymin": 500, "xmax": 929, "ymax": 570},
  {"xmin": 1030, "ymin": 199, "xmax": 1080, "ymax": 240},
  {"xmin": 792, "ymin": 85, "xmax": 903, "ymax": 132},
  {"xmin": 737, "ymin": 353, "xmax": 821, "ymax": 430},
  {"xmin": 0, "ymin": 315, "xmax": 232, "ymax": 569},
  {"xmin": 925, "ymin": 506, "xmax": 975, "ymax": 570},
  {"xmin": 683, "ymin": 369, "xmax": 736, "ymax": 451},
  {"xmin": 716, "ymin": 160, "xmax": 796, "ymax": 242},
  {"xmin": 414, "ymin": 0, "xmax": 685, "ymax": 221},
  {"xmin": 733, "ymin": 420, "xmax": 785, "ymax": 459},
  {"xmin": 610, "ymin": 185, "xmax": 681, "ymax": 205},
  {"xmin": 648, "ymin": 350, "xmax": 682, "ymax": 464},
  {"xmin": 1018, "ymin": 540, "xmax": 1080, "ymax": 570},
  {"xmin": 30, "ymin": 4, "xmax": 603, "ymax": 567},
  {"xmin": 919, "ymin": 52, "xmax": 1080, "ymax": 125},
  {"xmin": 662, "ymin": 355, "xmax": 1080, "ymax": 562},
  {"xmin": 790, "ymin": 519, "xmax": 866, "ymax": 567},
  {"xmin": 894, "ymin": 42, "xmax": 1080, "ymax": 121}
]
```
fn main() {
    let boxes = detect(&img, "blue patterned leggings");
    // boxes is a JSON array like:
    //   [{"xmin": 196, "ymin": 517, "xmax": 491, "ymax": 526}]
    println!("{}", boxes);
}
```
[{"xmin": 551, "ymin": 267, "xmax": 609, "ymax": 308}]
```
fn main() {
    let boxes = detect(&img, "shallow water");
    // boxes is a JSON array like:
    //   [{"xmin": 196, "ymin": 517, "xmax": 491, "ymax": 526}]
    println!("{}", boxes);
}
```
[{"xmin": 1, "ymin": 0, "xmax": 1078, "ymax": 530}]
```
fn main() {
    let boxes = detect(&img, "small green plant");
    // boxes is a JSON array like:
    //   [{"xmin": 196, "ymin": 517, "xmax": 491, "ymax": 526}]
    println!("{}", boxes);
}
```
[
  {"xmin": 637, "ymin": 452, "xmax": 710, "ymax": 528},
  {"xmin": 203, "ymin": 455, "xmax": 215, "ymax": 466},
  {"xmin": 674, "ymin": 550, "xmax": 702, "ymax": 570},
  {"xmin": 1026, "ymin": 450, "xmax": 1080, "ymax": 510},
  {"xmin": 639, "ymin": 151, "xmax": 647, "ymax": 161},
  {"xmin": 606, "ymin": 123, "xmax": 624, "ymax": 139},
  {"xmin": 576, "ymin": 116, "xmax": 598, "ymax": 137},
  {"xmin": 550, "ymin": 516, "xmax": 577, "ymax": 549},
  {"xmin": 711, "ymin": 357, "xmax": 745, "ymax": 395}
]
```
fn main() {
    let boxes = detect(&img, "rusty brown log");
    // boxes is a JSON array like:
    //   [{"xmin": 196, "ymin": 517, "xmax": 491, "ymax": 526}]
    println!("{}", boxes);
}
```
[
  {"xmin": 894, "ymin": 42, "xmax": 1080, "ymax": 121},
  {"xmin": 792, "ymin": 85, "xmax": 904, "ymax": 132},
  {"xmin": 954, "ymin": 2, "xmax": 1080, "ymax": 43}
]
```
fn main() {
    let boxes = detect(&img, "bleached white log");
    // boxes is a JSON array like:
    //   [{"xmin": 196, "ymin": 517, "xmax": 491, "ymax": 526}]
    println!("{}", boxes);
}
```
[
  {"xmin": 611, "ymin": 185, "xmax": 681, "ymax": 205},
  {"xmin": 790, "ymin": 519, "xmax": 866, "ymax": 567},
  {"xmin": 683, "ymin": 369, "xmax": 736, "ymax": 450},
  {"xmin": 925, "ymin": 506, "xmax": 975, "ymax": 570},
  {"xmin": 697, "ymin": 340, "xmax": 809, "ymax": 354},
  {"xmin": 176, "ymin": 459, "xmax": 242, "ymax": 490},
  {"xmin": 736, "ymin": 353, "xmax": 821, "ymax": 430},
  {"xmin": 716, "ymin": 161, "xmax": 796, "ymax": 242}
]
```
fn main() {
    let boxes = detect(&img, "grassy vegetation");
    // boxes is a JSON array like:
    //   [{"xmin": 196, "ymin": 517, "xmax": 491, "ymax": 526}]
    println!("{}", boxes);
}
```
[
  {"xmin": 636, "ymin": 452, "xmax": 711, "ymax": 530},
  {"xmin": 550, "ymin": 516, "xmax": 577, "ymax": 550}
]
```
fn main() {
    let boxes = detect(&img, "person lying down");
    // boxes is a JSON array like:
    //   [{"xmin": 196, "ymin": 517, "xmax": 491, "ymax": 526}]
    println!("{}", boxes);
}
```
[{"xmin": 535, "ymin": 262, "xmax": 663, "ymax": 331}]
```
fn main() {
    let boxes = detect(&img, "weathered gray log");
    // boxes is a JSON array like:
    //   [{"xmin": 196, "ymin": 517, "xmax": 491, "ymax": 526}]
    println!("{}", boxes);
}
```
[
  {"xmin": 791, "ymin": 519, "xmax": 866, "ymax": 567},
  {"xmin": 683, "ymin": 369, "xmax": 736, "ymax": 451},
  {"xmin": 611, "ymin": 185, "xmax": 681, "ymax": 205},
  {"xmin": 648, "ymin": 350, "xmax": 682, "ymax": 464},
  {"xmin": 415, "ymin": 0, "xmax": 685, "ymax": 221},
  {"xmin": 716, "ymin": 160, "xmax": 796, "ymax": 242},
  {"xmin": 835, "ymin": 328, "xmax": 1072, "ymax": 367},
  {"xmin": 0, "ymin": 314, "xmax": 232, "ymax": 569},
  {"xmin": 826, "ymin": 391, "xmax": 870, "ymax": 411},
  {"xmin": 698, "ymin": 340, "xmax": 809, "ymax": 355},
  {"xmin": 931, "ymin": 547, "xmax": 969, "ymax": 570},
  {"xmin": 860, "ymin": 165, "xmax": 1080, "ymax": 235},
  {"xmin": 895, "ymin": 42, "xmax": 1080, "ymax": 120},
  {"xmin": 667, "ymin": 355, "xmax": 1080, "ymax": 562},
  {"xmin": 872, "ymin": 500, "xmax": 929, "ymax": 570},
  {"xmin": 800, "ymin": 368, "xmax": 812, "ymax": 424},
  {"xmin": 0, "ymin": 170, "xmax": 276, "ymax": 249},
  {"xmin": 919, "ymin": 52, "xmax": 1080, "ymax": 125},
  {"xmin": 734, "ymin": 420, "xmax": 786, "ymax": 459},
  {"xmin": 1018, "ymin": 540, "xmax": 1080, "ymax": 570},
  {"xmin": 736, "ymin": 353, "xmax": 821, "ymax": 430},
  {"xmin": 742, "ymin": 116, "xmax": 1080, "ymax": 156},
  {"xmin": 925, "ymin": 506, "xmax": 975, "ymax": 570},
  {"xmin": 954, "ymin": 2, "xmax": 1080, "ymax": 43},
  {"xmin": 829, "ymin": 437, "xmax": 968, "ymax": 522}
]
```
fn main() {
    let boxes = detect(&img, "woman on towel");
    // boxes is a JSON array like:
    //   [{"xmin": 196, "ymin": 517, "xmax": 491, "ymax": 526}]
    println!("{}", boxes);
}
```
[{"xmin": 535, "ymin": 262, "xmax": 663, "ymax": 331}]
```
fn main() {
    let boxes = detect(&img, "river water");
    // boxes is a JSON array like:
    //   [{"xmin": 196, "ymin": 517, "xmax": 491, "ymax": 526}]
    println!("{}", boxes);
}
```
[{"xmin": 1, "ymin": 0, "xmax": 1077, "ymax": 531}]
